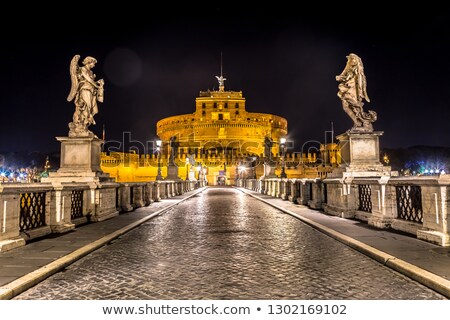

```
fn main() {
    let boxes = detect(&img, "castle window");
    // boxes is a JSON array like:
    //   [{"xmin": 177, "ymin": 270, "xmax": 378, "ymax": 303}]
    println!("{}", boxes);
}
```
[
  {"xmin": 218, "ymin": 114, "xmax": 223, "ymax": 120},
  {"xmin": 235, "ymin": 103, "xmax": 239, "ymax": 108},
  {"xmin": 225, "ymin": 102, "xmax": 228, "ymax": 108},
  {"xmin": 202, "ymin": 103, "xmax": 206, "ymax": 108},
  {"xmin": 235, "ymin": 111, "xmax": 239, "ymax": 115},
  {"xmin": 202, "ymin": 111, "xmax": 206, "ymax": 116},
  {"xmin": 213, "ymin": 102, "xmax": 217, "ymax": 108}
]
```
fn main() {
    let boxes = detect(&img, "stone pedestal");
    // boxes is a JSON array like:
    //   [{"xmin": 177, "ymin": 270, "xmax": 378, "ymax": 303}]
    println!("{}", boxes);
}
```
[
  {"xmin": 327, "ymin": 131, "xmax": 391, "ymax": 179},
  {"xmin": 43, "ymin": 135, "xmax": 109, "ymax": 183},
  {"xmin": 42, "ymin": 135, "xmax": 118, "ymax": 222},
  {"xmin": 337, "ymin": 131, "xmax": 386, "ymax": 172},
  {"xmin": 263, "ymin": 163, "xmax": 277, "ymax": 178},
  {"xmin": 324, "ymin": 130, "xmax": 391, "ymax": 218},
  {"xmin": 166, "ymin": 164, "xmax": 180, "ymax": 180}
]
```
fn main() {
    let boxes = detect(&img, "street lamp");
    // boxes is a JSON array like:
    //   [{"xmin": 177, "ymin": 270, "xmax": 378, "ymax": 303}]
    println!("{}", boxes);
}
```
[
  {"xmin": 44, "ymin": 156, "xmax": 50, "ymax": 172},
  {"xmin": 156, "ymin": 140, "xmax": 163, "ymax": 180},
  {"xmin": 280, "ymin": 137, "xmax": 287, "ymax": 178},
  {"xmin": 185, "ymin": 157, "xmax": 189, "ymax": 180},
  {"xmin": 383, "ymin": 153, "xmax": 390, "ymax": 165},
  {"xmin": 239, "ymin": 165, "xmax": 246, "ymax": 180}
]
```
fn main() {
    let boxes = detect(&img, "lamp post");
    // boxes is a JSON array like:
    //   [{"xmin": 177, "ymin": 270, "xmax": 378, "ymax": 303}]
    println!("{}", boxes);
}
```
[
  {"xmin": 185, "ymin": 157, "xmax": 189, "ymax": 181},
  {"xmin": 156, "ymin": 140, "xmax": 163, "ymax": 180},
  {"xmin": 280, "ymin": 137, "xmax": 287, "ymax": 178},
  {"xmin": 197, "ymin": 164, "xmax": 202, "ymax": 180},
  {"xmin": 250, "ymin": 156, "xmax": 257, "ymax": 179},
  {"xmin": 239, "ymin": 164, "xmax": 246, "ymax": 179},
  {"xmin": 203, "ymin": 166, "xmax": 208, "ymax": 185}
]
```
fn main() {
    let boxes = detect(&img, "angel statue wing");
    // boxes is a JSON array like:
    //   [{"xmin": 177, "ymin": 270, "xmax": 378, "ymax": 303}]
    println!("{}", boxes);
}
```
[
  {"xmin": 67, "ymin": 55, "xmax": 80, "ymax": 102},
  {"xmin": 352, "ymin": 54, "xmax": 370, "ymax": 103},
  {"xmin": 358, "ymin": 64, "xmax": 370, "ymax": 103}
]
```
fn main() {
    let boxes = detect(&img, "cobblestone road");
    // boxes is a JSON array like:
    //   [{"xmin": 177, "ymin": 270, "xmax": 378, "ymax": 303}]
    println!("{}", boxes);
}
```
[{"xmin": 16, "ymin": 188, "xmax": 445, "ymax": 299}]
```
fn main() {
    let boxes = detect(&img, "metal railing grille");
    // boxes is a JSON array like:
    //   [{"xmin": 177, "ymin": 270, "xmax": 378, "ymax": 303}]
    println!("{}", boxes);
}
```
[
  {"xmin": 307, "ymin": 183, "xmax": 313, "ymax": 200},
  {"xmin": 130, "ymin": 187, "xmax": 134, "ymax": 205},
  {"xmin": 20, "ymin": 192, "xmax": 46, "ymax": 232},
  {"xmin": 71, "ymin": 190, "xmax": 83, "ymax": 219},
  {"xmin": 358, "ymin": 184, "xmax": 372, "ymax": 213},
  {"xmin": 295, "ymin": 182, "xmax": 301, "ymax": 198},
  {"xmin": 395, "ymin": 185, "xmax": 423, "ymax": 223}
]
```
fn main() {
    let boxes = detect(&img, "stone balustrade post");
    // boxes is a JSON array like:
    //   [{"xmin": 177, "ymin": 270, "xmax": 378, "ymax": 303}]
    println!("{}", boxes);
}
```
[
  {"xmin": 120, "ymin": 184, "xmax": 133, "ymax": 212},
  {"xmin": 144, "ymin": 183, "xmax": 153, "ymax": 206},
  {"xmin": 159, "ymin": 181, "xmax": 167, "ymax": 199},
  {"xmin": 0, "ymin": 185, "xmax": 26, "ymax": 251},
  {"xmin": 266, "ymin": 179, "xmax": 272, "ymax": 195},
  {"xmin": 259, "ymin": 179, "xmax": 265, "ymax": 194},
  {"xmin": 366, "ymin": 177, "xmax": 392, "ymax": 228},
  {"xmin": 297, "ymin": 180, "xmax": 308, "ymax": 205},
  {"xmin": 154, "ymin": 181, "xmax": 161, "ymax": 202},
  {"xmin": 308, "ymin": 179, "xmax": 325, "ymax": 209},
  {"xmin": 133, "ymin": 184, "xmax": 145, "ymax": 208},
  {"xmin": 49, "ymin": 186, "xmax": 84, "ymax": 232},
  {"xmin": 417, "ymin": 175, "xmax": 450, "ymax": 246}
]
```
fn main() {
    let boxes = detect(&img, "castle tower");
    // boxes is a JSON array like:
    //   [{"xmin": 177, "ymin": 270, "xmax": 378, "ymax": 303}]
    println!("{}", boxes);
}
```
[{"xmin": 156, "ymin": 76, "xmax": 288, "ymax": 184}]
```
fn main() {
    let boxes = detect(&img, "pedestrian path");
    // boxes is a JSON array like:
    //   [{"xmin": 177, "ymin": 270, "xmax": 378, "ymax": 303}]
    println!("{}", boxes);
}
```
[{"xmin": 237, "ymin": 187, "xmax": 450, "ymax": 298}]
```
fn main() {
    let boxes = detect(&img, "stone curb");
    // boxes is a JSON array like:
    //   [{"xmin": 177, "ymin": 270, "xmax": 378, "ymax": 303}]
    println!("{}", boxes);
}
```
[
  {"xmin": 238, "ymin": 188, "xmax": 450, "ymax": 298},
  {"xmin": 0, "ymin": 187, "xmax": 206, "ymax": 300}
]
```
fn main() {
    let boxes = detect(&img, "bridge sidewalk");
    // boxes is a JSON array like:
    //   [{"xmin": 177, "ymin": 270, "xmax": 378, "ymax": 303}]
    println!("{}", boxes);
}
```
[{"xmin": 238, "ymin": 187, "xmax": 450, "ymax": 298}]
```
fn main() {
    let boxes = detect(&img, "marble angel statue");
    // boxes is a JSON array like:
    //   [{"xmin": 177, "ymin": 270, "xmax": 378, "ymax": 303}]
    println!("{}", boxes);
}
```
[
  {"xmin": 336, "ymin": 53, "xmax": 377, "ymax": 132},
  {"xmin": 67, "ymin": 55, "xmax": 104, "ymax": 136}
]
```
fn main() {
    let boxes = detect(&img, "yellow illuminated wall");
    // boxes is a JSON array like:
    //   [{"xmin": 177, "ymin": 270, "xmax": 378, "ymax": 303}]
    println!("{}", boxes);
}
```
[{"xmin": 101, "ymin": 80, "xmax": 339, "ymax": 183}]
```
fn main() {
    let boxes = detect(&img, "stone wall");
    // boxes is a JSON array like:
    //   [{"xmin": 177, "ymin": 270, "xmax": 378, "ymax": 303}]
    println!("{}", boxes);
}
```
[
  {"xmin": 242, "ymin": 175, "xmax": 450, "ymax": 246},
  {"xmin": 0, "ymin": 180, "xmax": 204, "ymax": 252}
]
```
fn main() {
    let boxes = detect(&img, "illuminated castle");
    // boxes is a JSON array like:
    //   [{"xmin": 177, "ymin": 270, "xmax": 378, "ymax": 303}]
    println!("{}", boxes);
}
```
[{"xmin": 101, "ymin": 76, "xmax": 337, "ymax": 184}]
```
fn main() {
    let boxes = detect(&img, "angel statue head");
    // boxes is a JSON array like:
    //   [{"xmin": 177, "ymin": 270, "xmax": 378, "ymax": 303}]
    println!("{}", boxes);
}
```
[{"xmin": 82, "ymin": 56, "xmax": 97, "ymax": 66}]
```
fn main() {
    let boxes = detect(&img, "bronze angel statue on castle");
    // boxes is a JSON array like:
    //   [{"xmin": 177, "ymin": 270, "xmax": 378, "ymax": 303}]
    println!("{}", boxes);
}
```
[
  {"xmin": 336, "ymin": 53, "xmax": 376, "ymax": 132},
  {"xmin": 67, "ymin": 55, "xmax": 104, "ymax": 137}
]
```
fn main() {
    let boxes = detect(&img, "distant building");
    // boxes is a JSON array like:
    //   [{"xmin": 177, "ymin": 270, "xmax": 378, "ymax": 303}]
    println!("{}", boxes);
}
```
[{"xmin": 101, "ymin": 77, "xmax": 337, "ymax": 184}]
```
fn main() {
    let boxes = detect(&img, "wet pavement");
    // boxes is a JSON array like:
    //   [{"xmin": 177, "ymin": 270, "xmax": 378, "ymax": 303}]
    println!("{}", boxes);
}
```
[{"xmin": 14, "ymin": 187, "xmax": 445, "ymax": 300}]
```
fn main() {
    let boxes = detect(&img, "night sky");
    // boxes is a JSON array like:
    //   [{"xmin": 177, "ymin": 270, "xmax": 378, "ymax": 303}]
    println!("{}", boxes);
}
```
[{"xmin": 1, "ymin": 8, "xmax": 450, "ymax": 155}]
